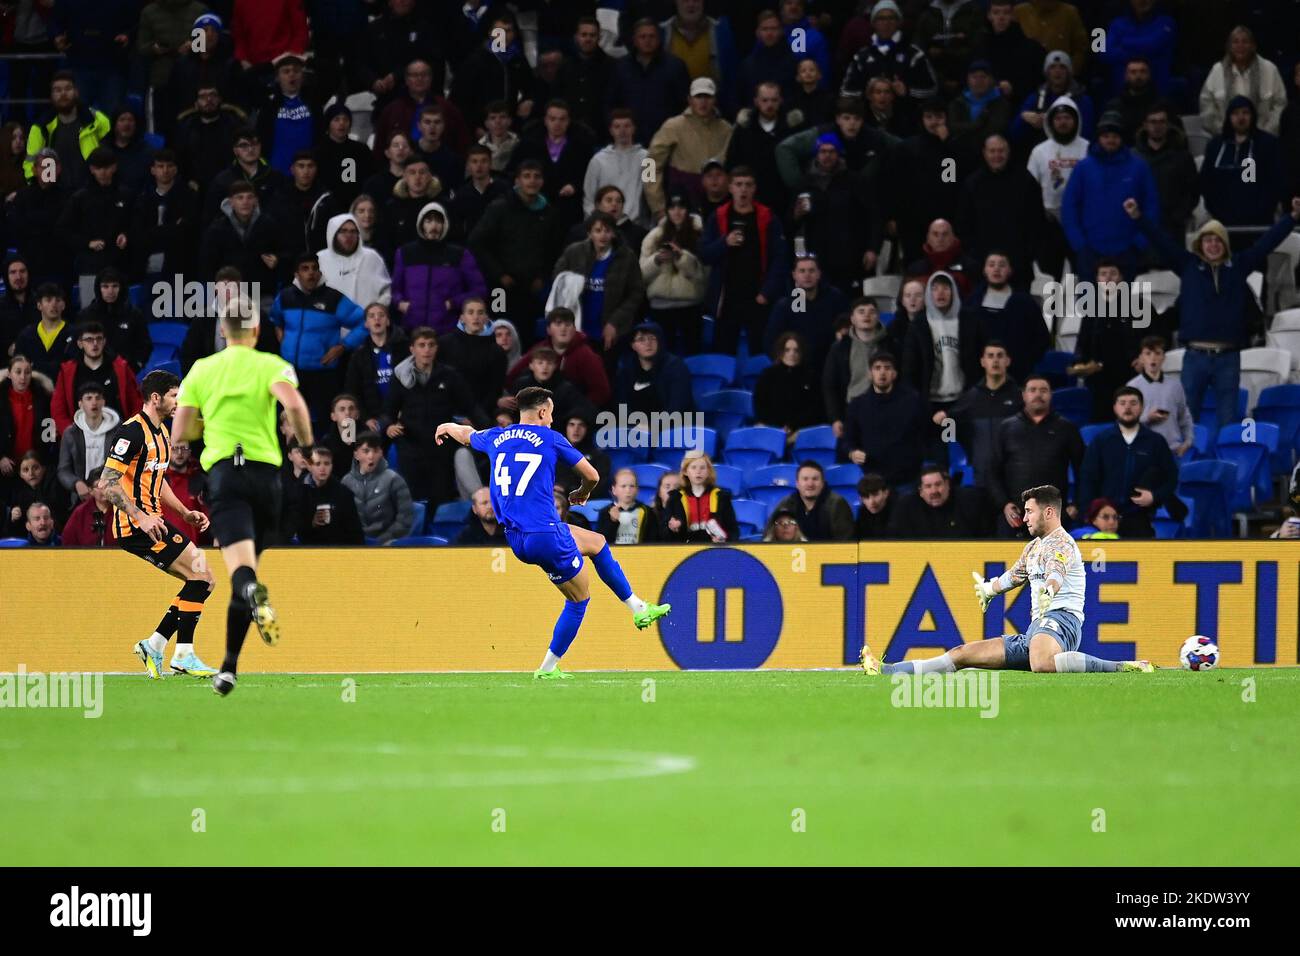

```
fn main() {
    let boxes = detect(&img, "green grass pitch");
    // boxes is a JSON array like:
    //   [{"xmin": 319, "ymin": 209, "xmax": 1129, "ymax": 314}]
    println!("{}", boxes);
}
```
[{"xmin": 3, "ymin": 669, "xmax": 1298, "ymax": 866}]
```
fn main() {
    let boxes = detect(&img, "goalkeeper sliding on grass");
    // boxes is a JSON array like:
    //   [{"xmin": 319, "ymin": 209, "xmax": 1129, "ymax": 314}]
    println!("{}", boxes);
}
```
[{"xmin": 861, "ymin": 484, "xmax": 1153, "ymax": 675}]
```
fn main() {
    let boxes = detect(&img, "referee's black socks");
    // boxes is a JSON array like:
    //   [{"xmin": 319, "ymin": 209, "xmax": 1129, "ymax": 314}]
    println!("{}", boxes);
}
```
[{"xmin": 223, "ymin": 566, "xmax": 259, "ymax": 674}]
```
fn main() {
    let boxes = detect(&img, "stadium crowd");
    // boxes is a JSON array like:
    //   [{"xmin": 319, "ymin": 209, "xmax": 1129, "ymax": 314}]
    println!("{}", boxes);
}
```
[{"xmin": 1, "ymin": 0, "xmax": 1300, "ymax": 547}]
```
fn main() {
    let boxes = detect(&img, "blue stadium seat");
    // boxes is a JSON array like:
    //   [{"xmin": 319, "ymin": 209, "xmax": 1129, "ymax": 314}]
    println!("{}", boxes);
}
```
[
  {"xmin": 145, "ymin": 358, "xmax": 181, "ymax": 378},
  {"xmin": 145, "ymin": 344, "xmax": 177, "ymax": 369},
  {"xmin": 950, "ymin": 463, "xmax": 976, "ymax": 487},
  {"xmin": 390, "ymin": 536, "xmax": 445, "ymax": 547},
  {"xmin": 685, "ymin": 353, "xmax": 737, "ymax": 399},
  {"xmin": 1215, "ymin": 421, "xmax": 1279, "ymax": 509},
  {"xmin": 826, "ymin": 463, "xmax": 861, "ymax": 502},
  {"xmin": 1052, "ymin": 387, "xmax": 1091, "ymax": 427},
  {"xmin": 1194, "ymin": 388, "xmax": 1249, "ymax": 432},
  {"xmin": 129, "ymin": 284, "xmax": 148, "ymax": 309},
  {"xmin": 1034, "ymin": 350, "xmax": 1077, "ymax": 388},
  {"xmin": 746, "ymin": 464, "xmax": 798, "ymax": 509},
  {"xmin": 571, "ymin": 504, "xmax": 600, "ymax": 524},
  {"xmin": 738, "ymin": 354, "xmax": 772, "ymax": 391},
  {"xmin": 1177, "ymin": 460, "xmax": 1238, "ymax": 537},
  {"xmin": 720, "ymin": 426, "xmax": 786, "ymax": 469},
  {"xmin": 587, "ymin": 498, "xmax": 613, "ymax": 514},
  {"xmin": 946, "ymin": 441, "xmax": 969, "ymax": 469},
  {"xmin": 740, "ymin": 532, "xmax": 765, "ymax": 543},
  {"xmin": 149, "ymin": 321, "xmax": 188, "ymax": 349},
  {"xmin": 697, "ymin": 389, "xmax": 754, "ymax": 434},
  {"xmin": 0, "ymin": 537, "xmax": 29, "ymax": 547},
  {"xmin": 650, "ymin": 427, "xmax": 718, "ymax": 467},
  {"xmin": 429, "ymin": 499, "xmax": 471, "ymax": 539},
  {"xmin": 606, "ymin": 447, "xmax": 645, "ymax": 474},
  {"xmin": 386, "ymin": 443, "xmax": 399, "ymax": 471},
  {"xmin": 1188, "ymin": 423, "xmax": 1213, "ymax": 460},
  {"xmin": 409, "ymin": 500, "xmax": 427, "ymax": 535},
  {"xmin": 1253, "ymin": 384, "xmax": 1300, "ymax": 474},
  {"xmin": 731, "ymin": 498, "xmax": 769, "ymax": 537},
  {"xmin": 1069, "ymin": 525, "xmax": 1098, "ymax": 540},
  {"xmin": 792, "ymin": 425, "xmax": 836, "ymax": 468},
  {"xmin": 713, "ymin": 464, "xmax": 744, "ymax": 496},
  {"xmin": 633, "ymin": 462, "xmax": 671, "ymax": 493},
  {"xmin": 1080, "ymin": 422, "xmax": 1112, "ymax": 445},
  {"xmin": 1152, "ymin": 517, "xmax": 1183, "ymax": 539}
]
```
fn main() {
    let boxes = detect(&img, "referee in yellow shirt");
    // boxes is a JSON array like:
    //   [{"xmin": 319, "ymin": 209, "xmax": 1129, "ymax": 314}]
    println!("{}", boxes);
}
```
[{"xmin": 171, "ymin": 295, "xmax": 314, "ymax": 697}]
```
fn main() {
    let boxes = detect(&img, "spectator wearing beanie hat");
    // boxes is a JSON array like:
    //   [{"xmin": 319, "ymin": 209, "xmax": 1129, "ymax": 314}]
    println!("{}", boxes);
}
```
[
  {"xmin": 57, "ymin": 146, "xmax": 132, "ymax": 297},
  {"xmin": 1010, "ymin": 50, "xmax": 1096, "ymax": 151},
  {"xmin": 1061, "ymin": 109, "xmax": 1159, "ymax": 279},
  {"xmin": 841, "ymin": 1, "xmax": 939, "ymax": 104},
  {"xmin": 947, "ymin": 60, "xmax": 1012, "ymax": 152},
  {"xmin": 316, "ymin": 103, "xmax": 374, "ymax": 207}
]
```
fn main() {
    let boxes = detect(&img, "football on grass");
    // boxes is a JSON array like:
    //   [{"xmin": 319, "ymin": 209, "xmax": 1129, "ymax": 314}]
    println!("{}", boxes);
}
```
[{"xmin": 1180, "ymin": 636, "xmax": 1220, "ymax": 671}]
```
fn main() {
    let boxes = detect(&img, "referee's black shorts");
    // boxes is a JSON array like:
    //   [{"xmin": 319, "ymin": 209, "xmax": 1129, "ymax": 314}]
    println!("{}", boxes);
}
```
[{"xmin": 206, "ymin": 459, "xmax": 283, "ymax": 554}]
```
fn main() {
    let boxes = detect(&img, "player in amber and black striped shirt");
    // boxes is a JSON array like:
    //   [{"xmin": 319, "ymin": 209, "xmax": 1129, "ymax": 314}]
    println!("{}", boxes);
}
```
[{"xmin": 96, "ymin": 370, "xmax": 219, "ymax": 680}]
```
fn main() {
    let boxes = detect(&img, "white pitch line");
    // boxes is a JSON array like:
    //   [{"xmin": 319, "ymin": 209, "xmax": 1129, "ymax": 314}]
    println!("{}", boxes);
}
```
[{"xmin": 0, "ymin": 744, "xmax": 697, "ymax": 801}]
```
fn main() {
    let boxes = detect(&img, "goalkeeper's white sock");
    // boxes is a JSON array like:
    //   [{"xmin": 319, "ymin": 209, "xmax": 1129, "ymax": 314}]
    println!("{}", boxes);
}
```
[
  {"xmin": 146, "ymin": 633, "xmax": 167, "ymax": 655},
  {"xmin": 538, "ymin": 650, "xmax": 561, "ymax": 672},
  {"xmin": 1054, "ymin": 651, "xmax": 1087, "ymax": 672},
  {"xmin": 917, "ymin": 653, "xmax": 956, "ymax": 675},
  {"xmin": 624, "ymin": 595, "xmax": 647, "ymax": 614}
]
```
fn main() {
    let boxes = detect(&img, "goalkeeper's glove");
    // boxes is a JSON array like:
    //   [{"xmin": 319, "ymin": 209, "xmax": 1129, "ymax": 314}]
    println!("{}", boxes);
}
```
[
  {"xmin": 971, "ymin": 571, "xmax": 996, "ymax": 612},
  {"xmin": 1037, "ymin": 583, "xmax": 1055, "ymax": 614}
]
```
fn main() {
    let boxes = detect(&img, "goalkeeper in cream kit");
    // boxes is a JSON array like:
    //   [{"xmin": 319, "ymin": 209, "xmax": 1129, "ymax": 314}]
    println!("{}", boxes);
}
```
[{"xmin": 861, "ymin": 484, "xmax": 1154, "ymax": 676}]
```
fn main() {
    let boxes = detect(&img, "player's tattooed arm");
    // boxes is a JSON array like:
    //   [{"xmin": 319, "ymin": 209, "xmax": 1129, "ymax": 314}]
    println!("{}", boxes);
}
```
[{"xmin": 95, "ymin": 465, "xmax": 138, "ymax": 518}]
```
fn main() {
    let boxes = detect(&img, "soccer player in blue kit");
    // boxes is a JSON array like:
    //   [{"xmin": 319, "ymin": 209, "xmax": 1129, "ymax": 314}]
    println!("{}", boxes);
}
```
[{"xmin": 436, "ymin": 386, "xmax": 671, "ymax": 679}]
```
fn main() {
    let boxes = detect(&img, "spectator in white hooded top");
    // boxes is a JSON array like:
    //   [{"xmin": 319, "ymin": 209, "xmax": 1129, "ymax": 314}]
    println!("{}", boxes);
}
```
[
  {"xmin": 318, "ymin": 213, "xmax": 393, "ymax": 308},
  {"xmin": 1026, "ymin": 94, "xmax": 1087, "ymax": 278},
  {"xmin": 583, "ymin": 108, "xmax": 651, "ymax": 227},
  {"xmin": 56, "ymin": 382, "xmax": 121, "ymax": 507}
]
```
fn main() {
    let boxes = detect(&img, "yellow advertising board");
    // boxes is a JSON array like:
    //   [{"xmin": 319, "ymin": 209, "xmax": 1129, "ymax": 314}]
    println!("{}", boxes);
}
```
[{"xmin": 1, "ymin": 542, "xmax": 1295, "ymax": 672}]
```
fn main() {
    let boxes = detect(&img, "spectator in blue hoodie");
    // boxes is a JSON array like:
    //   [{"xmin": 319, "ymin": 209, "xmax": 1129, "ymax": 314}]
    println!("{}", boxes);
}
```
[
  {"xmin": 1200, "ymin": 95, "xmax": 1288, "ymax": 243},
  {"xmin": 1125, "ymin": 195, "xmax": 1300, "ymax": 430},
  {"xmin": 1060, "ymin": 110, "xmax": 1159, "ymax": 279},
  {"xmin": 270, "ymin": 252, "xmax": 368, "ymax": 422},
  {"xmin": 613, "ymin": 320, "xmax": 693, "ymax": 417},
  {"xmin": 1101, "ymin": 0, "xmax": 1178, "ymax": 100}
]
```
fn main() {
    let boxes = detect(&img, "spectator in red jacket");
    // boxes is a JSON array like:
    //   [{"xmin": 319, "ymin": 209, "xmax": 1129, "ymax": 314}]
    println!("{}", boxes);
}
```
[
  {"xmin": 60, "ymin": 465, "xmax": 117, "ymax": 546},
  {"xmin": 50, "ymin": 320, "xmax": 142, "ymax": 435},
  {"xmin": 506, "ymin": 307, "xmax": 611, "ymax": 408},
  {"xmin": 163, "ymin": 438, "xmax": 210, "ymax": 544},
  {"xmin": 232, "ymin": 0, "xmax": 308, "ymax": 71}
]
